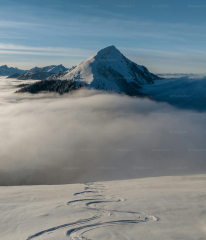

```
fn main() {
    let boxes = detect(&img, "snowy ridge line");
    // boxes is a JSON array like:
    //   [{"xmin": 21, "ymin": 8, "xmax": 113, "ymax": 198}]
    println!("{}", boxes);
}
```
[
  {"xmin": 18, "ymin": 64, "xmax": 69, "ymax": 80},
  {"xmin": 26, "ymin": 182, "xmax": 159, "ymax": 240}
]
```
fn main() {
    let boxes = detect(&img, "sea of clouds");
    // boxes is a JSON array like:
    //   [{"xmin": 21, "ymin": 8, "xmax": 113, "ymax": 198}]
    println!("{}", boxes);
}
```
[{"xmin": 0, "ymin": 76, "xmax": 206, "ymax": 185}]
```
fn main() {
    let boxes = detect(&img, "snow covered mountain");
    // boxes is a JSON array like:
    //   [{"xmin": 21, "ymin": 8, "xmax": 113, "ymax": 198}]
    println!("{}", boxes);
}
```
[
  {"xmin": 18, "ymin": 64, "xmax": 68, "ymax": 80},
  {"xmin": 0, "ymin": 65, "xmax": 26, "ymax": 76},
  {"xmin": 16, "ymin": 46, "xmax": 161, "ymax": 96},
  {"xmin": 60, "ymin": 45, "xmax": 160, "ymax": 95}
]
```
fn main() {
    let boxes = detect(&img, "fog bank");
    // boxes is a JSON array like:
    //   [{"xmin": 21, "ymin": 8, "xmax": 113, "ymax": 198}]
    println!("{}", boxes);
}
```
[{"xmin": 0, "ymin": 77, "xmax": 206, "ymax": 185}]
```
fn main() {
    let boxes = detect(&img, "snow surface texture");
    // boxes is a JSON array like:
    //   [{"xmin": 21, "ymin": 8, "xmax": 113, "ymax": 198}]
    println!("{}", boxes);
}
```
[
  {"xmin": 18, "ymin": 64, "xmax": 68, "ymax": 80},
  {"xmin": 0, "ymin": 65, "xmax": 26, "ymax": 76},
  {"xmin": 0, "ymin": 175, "xmax": 206, "ymax": 240},
  {"xmin": 61, "ymin": 45, "xmax": 160, "ymax": 96}
]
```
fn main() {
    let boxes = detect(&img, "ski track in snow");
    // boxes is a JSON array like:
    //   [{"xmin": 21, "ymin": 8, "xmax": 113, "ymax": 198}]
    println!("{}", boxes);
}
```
[{"xmin": 27, "ymin": 183, "xmax": 159, "ymax": 240}]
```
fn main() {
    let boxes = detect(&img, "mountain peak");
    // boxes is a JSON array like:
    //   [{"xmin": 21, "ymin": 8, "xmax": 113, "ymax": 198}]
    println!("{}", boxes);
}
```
[
  {"xmin": 60, "ymin": 45, "xmax": 160, "ymax": 96},
  {"xmin": 94, "ymin": 45, "xmax": 121, "ymax": 58},
  {"xmin": 99, "ymin": 45, "xmax": 117, "ymax": 52},
  {"xmin": 1, "ymin": 64, "xmax": 8, "ymax": 68}
]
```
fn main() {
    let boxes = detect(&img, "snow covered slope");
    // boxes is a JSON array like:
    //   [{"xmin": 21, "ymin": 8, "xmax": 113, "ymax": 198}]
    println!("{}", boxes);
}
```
[
  {"xmin": 0, "ymin": 175, "xmax": 205, "ymax": 240},
  {"xmin": 18, "ymin": 64, "xmax": 68, "ymax": 80},
  {"xmin": 61, "ymin": 45, "xmax": 160, "ymax": 95},
  {"xmin": 0, "ymin": 65, "xmax": 26, "ymax": 76}
]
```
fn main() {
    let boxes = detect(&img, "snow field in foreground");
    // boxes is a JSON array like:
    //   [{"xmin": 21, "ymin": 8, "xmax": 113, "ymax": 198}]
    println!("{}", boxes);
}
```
[{"xmin": 0, "ymin": 175, "xmax": 206, "ymax": 240}]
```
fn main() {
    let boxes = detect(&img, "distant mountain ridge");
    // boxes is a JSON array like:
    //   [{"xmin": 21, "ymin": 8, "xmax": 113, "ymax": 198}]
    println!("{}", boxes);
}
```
[
  {"xmin": 157, "ymin": 73, "xmax": 206, "ymax": 78},
  {"xmin": 0, "ymin": 65, "xmax": 26, "ymax": 76},
  {"xmin": 16, "ymin": 46, "xmax": 161, "ymax": 96},
  {"xmin": 7, "ymin": 73, "xmax": 22, "ymax": 79},
  {"xmin": 18, "ymin": 64, "xmax": 68, "ymax": 80}
]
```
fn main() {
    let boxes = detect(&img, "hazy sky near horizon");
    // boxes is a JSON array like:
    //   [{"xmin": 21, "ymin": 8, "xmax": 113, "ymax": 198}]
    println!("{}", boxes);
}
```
[{"xmin": 0, "ymin": 0, "xmax": 206, "ymax": 73}]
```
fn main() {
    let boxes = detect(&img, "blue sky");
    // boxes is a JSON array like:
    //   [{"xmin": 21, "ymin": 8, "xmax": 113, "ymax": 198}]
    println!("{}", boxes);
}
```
[{"xmin": 0, "ymin": 0, "xmax": 206, "ymax": 73}]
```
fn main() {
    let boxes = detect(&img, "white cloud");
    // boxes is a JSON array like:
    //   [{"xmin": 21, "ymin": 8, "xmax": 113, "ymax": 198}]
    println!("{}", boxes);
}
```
[
  {"xmin": 0, "ymin": 77, "xmax": 206, "ymax": 185},
  {"xmin": 0, "ymin": 44, "xmax": 94, "ymax": 57}
]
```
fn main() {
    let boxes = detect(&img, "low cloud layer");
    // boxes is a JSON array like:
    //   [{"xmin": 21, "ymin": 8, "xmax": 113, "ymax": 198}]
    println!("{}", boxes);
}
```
[
  {"xmin": 0, "ymin": 77, "xmax": 206, "ymax": 185},
  {"xmin": 142, "ymin": 75, "xmax": 206, "ymax": 111}
]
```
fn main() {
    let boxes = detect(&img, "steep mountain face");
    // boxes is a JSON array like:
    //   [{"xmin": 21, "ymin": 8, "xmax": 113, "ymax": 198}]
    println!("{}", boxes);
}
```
[
  {"xmin": 18, "ymin": 64, "xmax": 68, "ymax": 80},
  {"xmin": 0, "ymin": 65, "xmax": 26, "ymax": 76},
  {"xmin": 61, "ymin": 46, "xmax": 160, "ymax": 95}
]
